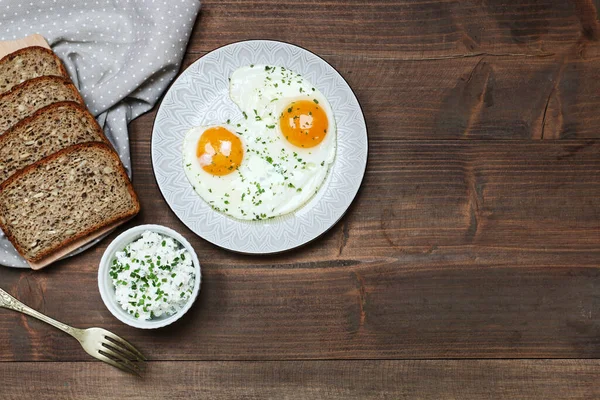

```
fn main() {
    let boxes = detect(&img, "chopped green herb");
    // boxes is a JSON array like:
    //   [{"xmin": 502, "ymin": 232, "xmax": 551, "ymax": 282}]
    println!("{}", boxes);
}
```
[{"xmin": 110, "ymin": 232, "xmax": 196, "ymax": 321}]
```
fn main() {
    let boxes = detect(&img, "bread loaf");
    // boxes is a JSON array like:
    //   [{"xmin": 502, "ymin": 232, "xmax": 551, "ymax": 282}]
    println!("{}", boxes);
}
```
[
  {"xmin": 0, "ymin": 142, "xmax": 140, "ymax": 263},
  {"xmin": 0, "ymin": 76, "xmax": 84, "ymax": 135},
  {"xmin": 0, "ymin": 46, "xmax": 69, "ymax": 95},
  {"xmin": 0, "ymin": 101, "xmax": 109, "ymax": 183}
]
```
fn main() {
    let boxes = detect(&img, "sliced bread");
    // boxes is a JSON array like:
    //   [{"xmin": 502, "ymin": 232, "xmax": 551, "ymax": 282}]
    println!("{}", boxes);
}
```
[
  {"xmin": 0, "ymin": 101, "xmax": 108, "ymax": 183},
  {"xmin": 0, "ymin": 76, "xmax": 84, "ymax": 135},
  {"xmin": 0, "ymin": 46, "xmax": 69, "ymax": 95},
  {"xmin": 0, "ymin": 142, "xmax": 140, "ymax": 263}
]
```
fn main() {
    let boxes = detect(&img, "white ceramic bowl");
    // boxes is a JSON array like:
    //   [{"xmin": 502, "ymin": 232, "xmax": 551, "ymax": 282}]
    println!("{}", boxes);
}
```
[{"xmin": 98, "ymin": 224, "xmax": 201, "ymax": 329}]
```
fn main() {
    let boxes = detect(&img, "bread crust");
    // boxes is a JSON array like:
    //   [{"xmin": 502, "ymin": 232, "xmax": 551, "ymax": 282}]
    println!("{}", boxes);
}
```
[
  {"xmin": 0, "ymin": 46, "xmax": 69, "ymax": 94},
  {"xmin": 0, "ymin": 46, "xmax": 69, "ymax": 80},
  {"xmin": 0, "ymin": 142, "xmax": 140, "ymax": 263},
  {"xmin": 0, "ymin": 101, "xmax": 111, "ymax": 184},
  {"xmin": 0, "ymin": 75, "xmax": 85, "ymax": 108}
]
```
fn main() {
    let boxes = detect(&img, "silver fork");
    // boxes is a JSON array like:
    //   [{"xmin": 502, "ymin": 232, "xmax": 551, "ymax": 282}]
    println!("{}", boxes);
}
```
[{"xmin": 0, "ymin": 287, "xmax": 145, "ymax": 375}]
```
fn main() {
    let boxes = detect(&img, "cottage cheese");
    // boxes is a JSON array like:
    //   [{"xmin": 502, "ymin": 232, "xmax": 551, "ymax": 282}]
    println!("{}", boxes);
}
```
[{"xmin": 110, "ymin": 230, "xmax": 195, "ymax": 320}]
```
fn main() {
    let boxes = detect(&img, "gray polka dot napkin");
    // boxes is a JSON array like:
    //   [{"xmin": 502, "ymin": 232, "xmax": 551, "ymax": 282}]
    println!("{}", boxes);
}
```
[{"xmin": 0, "ymin": 0, "xmax": 201, "ymax": 268}]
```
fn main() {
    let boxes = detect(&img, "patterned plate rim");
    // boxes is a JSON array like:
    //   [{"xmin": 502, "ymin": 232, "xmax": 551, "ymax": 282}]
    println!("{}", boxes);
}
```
[{"xmin": 151, "ymin": 39, "xmax": 368, "ymax": 254}]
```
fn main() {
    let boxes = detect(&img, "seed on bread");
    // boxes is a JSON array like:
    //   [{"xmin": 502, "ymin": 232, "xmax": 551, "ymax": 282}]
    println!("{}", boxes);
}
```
[
  {"xmin": 0, "ymin": 142, "xmax": 140, "ymax": 263},
  {"xmin": 0, "ymin": 46, "xmax": 69, "ymax": 95},
  {"xmin": 0, "ymin": 101, "xmax": 108, "ymax": 184},
  {"xmin": 0, "ymin": 76, "xmax": 84, "ymax": 135}
]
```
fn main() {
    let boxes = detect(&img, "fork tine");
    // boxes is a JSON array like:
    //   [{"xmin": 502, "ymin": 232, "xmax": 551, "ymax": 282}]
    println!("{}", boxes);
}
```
[
  {"xmin": 96, "ymin": 351, "xmax": 141, "ymax": 376},
  {"xmin": 103, "ymin": 332, "xmax": 147, "ymax": 361},
  {"xmin": 103, "ymin": 336, "xmax": 145, "ymax": 362},
  {"xmin": 100, "ymin": 345, "xmax": 144, "ymax": 373},
  {"xmin": 101, "ymin": 342, "xmax": 144, "ymax": 367}
]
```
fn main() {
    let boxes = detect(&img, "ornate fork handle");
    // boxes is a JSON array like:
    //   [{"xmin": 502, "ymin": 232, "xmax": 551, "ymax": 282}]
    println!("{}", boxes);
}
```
[{"xmin": 0, "ymin": 287, "xmax": 84, "ymax": 340}]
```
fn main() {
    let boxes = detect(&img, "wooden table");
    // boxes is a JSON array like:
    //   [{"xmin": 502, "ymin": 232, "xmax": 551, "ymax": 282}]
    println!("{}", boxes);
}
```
[{"xmin": 1, "ymin": 1, "xmax": 600, "ymax": 398}]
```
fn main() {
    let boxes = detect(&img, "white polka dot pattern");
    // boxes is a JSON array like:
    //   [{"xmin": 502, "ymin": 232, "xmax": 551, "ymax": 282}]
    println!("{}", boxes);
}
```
[{"xmin": 0, "ymin": 0, "xmax": 201, "ymax": 268}]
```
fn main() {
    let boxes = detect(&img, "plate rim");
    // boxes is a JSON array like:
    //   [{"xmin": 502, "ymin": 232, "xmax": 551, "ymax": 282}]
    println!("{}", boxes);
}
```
[{"xmin": 150, "ymin": 39, "xmax": 369, "ymax": 255}]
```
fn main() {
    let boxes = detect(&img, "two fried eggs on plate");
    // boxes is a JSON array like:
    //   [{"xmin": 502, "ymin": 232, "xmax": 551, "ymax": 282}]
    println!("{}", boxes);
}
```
[{"xmin": 183, "ymin": 65, "xmax": 336, "ymax": 221}]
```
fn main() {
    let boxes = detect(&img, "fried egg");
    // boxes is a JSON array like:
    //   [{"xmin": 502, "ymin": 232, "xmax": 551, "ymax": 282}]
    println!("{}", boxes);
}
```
[
  {"xmin": 182, "ymin": 125, "xmax": 246, "ymax": 215},
  {"xmin": 182, "ymin": 65, "xmax": 336, "ymax": 221}
]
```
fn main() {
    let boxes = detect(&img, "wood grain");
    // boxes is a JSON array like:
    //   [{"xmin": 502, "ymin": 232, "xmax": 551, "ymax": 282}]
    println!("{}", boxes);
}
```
[
  {"xmin": 176, "ymin": 50, "xmax": 600, "ymax": 139},
  {"xmin": 1, "ymin": 360, "xmax": 599, "ymax": 399},
  {"xmin": 189, "ymin": 0, "xmax": 600, "ymax": 59},
  {"xmin": 1, "ymin": 247, "xmax": 599, "ymax": 361},
  {"xmin": 185, "ymin": 0, "xmax": 600, "ymax": 140},
  {"xmin": 1, "ymin": 0, "xmax": 600, "ymax": 396},
  {"xmin": 129, "ymin": 138, "xmax": 600, "ymax": 255},
  {"xmin": 0, "ymin": 141, "xmax": 598, "ymax": 361}
]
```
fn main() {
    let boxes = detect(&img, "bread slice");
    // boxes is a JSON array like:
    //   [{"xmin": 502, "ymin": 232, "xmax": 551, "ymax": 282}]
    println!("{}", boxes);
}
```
[
  {"xmin": 0, "ymin": 142, "xmax": 140, "ymax": 263},
  {"xmin": 0, "ymin": 46, "xmax": 69, "ymax": 95},
  {"xmin": 0, "ymin": 101, "xmax": 109, "ymax": 184},
  {"xmin": 0, "ymin": 76, "xmax": 84, "ymax": 135}
]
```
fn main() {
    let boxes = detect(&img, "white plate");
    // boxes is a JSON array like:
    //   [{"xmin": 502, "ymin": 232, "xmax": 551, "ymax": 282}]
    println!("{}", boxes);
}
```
[{"xmin": 152, "ymin": 40, "xmax": 368, "ymax": 254}]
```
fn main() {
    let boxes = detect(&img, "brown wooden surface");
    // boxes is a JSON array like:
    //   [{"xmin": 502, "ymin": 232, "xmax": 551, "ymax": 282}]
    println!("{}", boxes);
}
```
[
  {"xmin": 1, "ymin": 0, "xmax": 600, "ymax": 398},
  {"xmin": 2, "ymin": 360, "xmax": 600, "ymax": 399}
]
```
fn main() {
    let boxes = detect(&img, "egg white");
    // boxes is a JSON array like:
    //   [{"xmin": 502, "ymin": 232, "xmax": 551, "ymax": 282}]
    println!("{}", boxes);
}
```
[
  {"xmin": 229, "ymin": 65, "xmax": 336, "ymax": 217},
  {"xmin": 182, "ymin": 125, "xmax": 248, "ymax": 218},
  {"xmin": 182, "ymin": 65, "xmax": 336, "ymax": 221}
]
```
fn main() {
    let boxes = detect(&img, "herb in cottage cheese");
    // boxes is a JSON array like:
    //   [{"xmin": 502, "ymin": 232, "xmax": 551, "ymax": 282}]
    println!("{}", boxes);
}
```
[{"xmin": 110, "ymin": 230, "xmax": 195, "ymax": 320}]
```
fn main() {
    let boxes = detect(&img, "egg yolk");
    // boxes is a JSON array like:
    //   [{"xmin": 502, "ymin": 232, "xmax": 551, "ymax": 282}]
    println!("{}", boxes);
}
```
[
  {"xmin": 279, "ymin": 100, "xmax": 328, "ymax": 148},
  {"xmin": 196, "ymin": 127, "xmax": 243, "ymax": 176}
]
